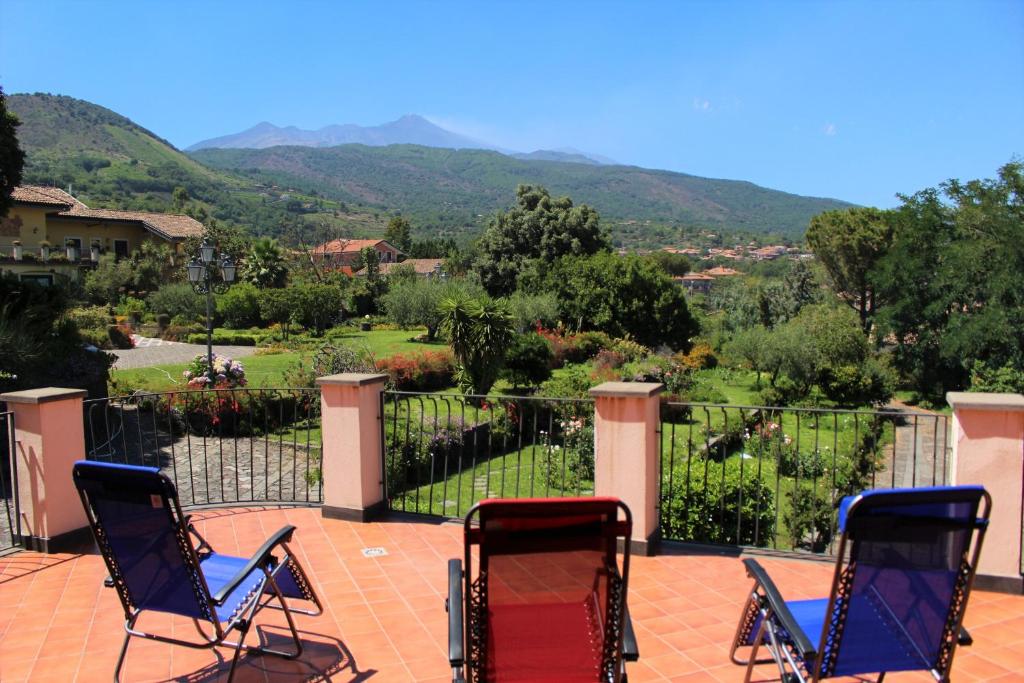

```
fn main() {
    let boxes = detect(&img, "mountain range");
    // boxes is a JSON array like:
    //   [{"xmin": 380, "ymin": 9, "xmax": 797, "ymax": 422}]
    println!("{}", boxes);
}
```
[
  {"xmin": 8, "ymin": 93, "xmax": 854, "ymax": 243},
  {"xmin": 188, "ymin": 116, "xmax": 614, "ymax": 165}
]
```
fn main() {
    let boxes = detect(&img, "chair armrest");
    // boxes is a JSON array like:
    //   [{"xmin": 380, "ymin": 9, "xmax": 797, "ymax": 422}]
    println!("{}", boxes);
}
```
[
  {"xmin": 623, "ymin": 603, "xmax": 639, "ymax": 662},
  {"xmin": 212, "ymin": 525, "xmax": 296, "ymax": 605},
  {"xmin": 447, "ymin": 559, "xmax": 465, "ymax": 667},
  {"xmin": 742, "ymin": 558, "xmax": 816, "ymax": 662}
]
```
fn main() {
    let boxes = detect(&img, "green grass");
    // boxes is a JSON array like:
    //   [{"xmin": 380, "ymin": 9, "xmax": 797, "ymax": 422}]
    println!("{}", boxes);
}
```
[{"xmin": 109, "ymin": 327, "xmax": 443, "ymax": 395}]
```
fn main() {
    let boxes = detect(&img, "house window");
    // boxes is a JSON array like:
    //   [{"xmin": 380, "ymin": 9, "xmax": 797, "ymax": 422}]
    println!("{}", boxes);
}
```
[
  {"xmin": 114, "ymin": 239, "xmax": 130, "ymax": 259},
  {"xmin": 20, "ymin": 273, "xmax": 54, "ymax": 286}
]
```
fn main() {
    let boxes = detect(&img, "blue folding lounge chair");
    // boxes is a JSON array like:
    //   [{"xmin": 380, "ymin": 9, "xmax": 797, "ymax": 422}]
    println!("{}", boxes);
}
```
[
  {"xmin": 729, "ymin": 486, "xmax": 990, "ymax": 683},
  {"xmin": 72, "ymin": 460, "xmax": 323, "ymax": 682},
  {"xmin": 446, "ymin": 497, "xmax": 639, "ymax": 683}
]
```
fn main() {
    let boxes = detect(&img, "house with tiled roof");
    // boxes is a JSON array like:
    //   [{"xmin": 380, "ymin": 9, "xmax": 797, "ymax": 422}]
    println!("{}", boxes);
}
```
[
  {"xmin": 2, "ymin": 185, "xmax": 204, "ymax": 285},
  {"xmin": 675, "ymin": 272, "xmax": 715, "ymax": 295},
  {"xmin": 310, "ymin": 238, "xmax": 404, "ymax": 268},
  {"xmin": 705, "ymin": 266, "xmax": 741, "ymax": 277}
]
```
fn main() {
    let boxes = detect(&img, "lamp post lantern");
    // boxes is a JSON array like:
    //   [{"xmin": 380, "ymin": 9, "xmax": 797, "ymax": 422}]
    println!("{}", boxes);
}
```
[{"xmin": 187, "ymin": 239, "xmax": 236, "ymax": 382}]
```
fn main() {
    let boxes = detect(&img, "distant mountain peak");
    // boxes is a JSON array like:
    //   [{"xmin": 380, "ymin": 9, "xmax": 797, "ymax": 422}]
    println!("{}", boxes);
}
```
[{"xmin": 187, "ymin": 115, "xmax": 491, "ymax": 152}]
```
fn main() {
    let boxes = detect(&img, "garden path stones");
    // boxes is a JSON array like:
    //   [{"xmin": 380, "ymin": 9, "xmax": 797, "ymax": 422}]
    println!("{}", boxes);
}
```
[{"xmin": 111, "ymin": 337, "xmax": 257, "ymax": 370}]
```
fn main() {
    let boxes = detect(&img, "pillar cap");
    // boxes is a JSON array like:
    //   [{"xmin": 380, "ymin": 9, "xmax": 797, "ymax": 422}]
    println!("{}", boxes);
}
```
[
  {"xmin": 590, "ymin": 381, "xmax": 664, "ymax": 398},
  {"xmin": 947, "ymin": 392, "xmax": 1024, "ymax": 413},
  {"xmin": 0, "ymin": 387, "xmax": 88, "ymax": 404},
  {"xmin": 316, "ymin": 373, "xmax": 389, "ymax": 387}
]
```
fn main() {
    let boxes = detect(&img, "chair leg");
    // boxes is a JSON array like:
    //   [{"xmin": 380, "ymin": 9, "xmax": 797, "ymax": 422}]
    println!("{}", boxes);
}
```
[
  {"xmin": 113, "ymin": 612, "xmax": 139, "ymax": 683},
  {"xmin": 743, "ymin": 618, "xmax": 767, "ymax": 683},
  {"xmin": 225, "ymin": 617, "xmax": 253, "ymax": 683}
]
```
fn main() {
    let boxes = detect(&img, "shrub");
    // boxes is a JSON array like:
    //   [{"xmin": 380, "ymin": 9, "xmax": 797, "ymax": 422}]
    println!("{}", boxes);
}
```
[
  {"xmin": 216, "ymin": 283, "xmax": 262, "ymax": 329},
  {"xmin": 148, "ymin": 284, "xmax": 205, "ymax": 322},
  {"xmin": 501, "ymin": 333, "xmax": 554, "ymax": 388},
  {"xmin": 538, "ymin": 365, "xmax": 594, "ymax": 399},
  {"xmin": 970, "ymin": 360, "xmax": 1024, "ymax": 394},
  {"xmin": 182, "ymin": 354, "xmax": 247, "ymax": 389},
  {"xmin": 609, "ymin": 337, "xmax": 650, "ymax": 362},
  {"xmin": 678, "ymin": 342, "xmax": 718, "ymax": 370},
  {"xmin": 572, "ymin": 331, "xmax": 613, "ymax": 361},
  {"xmin": 661, "ymin": 456, "xmax": 776, "ymax": 547},
  {"xmin": 784, "ymin": 485, "xmax": 834, "ymax": 552},
  {"xmin": 593, "ymin": 349, "xmax": 627, "ymax": 371},
  {"xmin": 283, "ymin": 342, "xmax": 376, "ymax": 388},
  {"xmin": 155, "ymin": 313, "xmax": 170, "ymax": 331},
  {"xmin": 116, "ymin": 296, "xmax": 147, "ymax": 322},
  {"xmin": 385, "ymin": 416, "xmax": 466, "ymax": 494},
  {"xmin": 376, "ymin": 350, "xmax": 456, "ymax": 391},
  {"xmin": 291, "ymin": 283, "xmax": 344, "ymax": 333},
  {"xmin": 79, "ymin": 327, "xmax": 112, "ymax": 349},
  {"xmin": 69, "ymin": 305, "xmax": 112, "ymax": 330},
  {"xmin": 185, "ymin": 332, "xmax": 258, "ymax": 346}
]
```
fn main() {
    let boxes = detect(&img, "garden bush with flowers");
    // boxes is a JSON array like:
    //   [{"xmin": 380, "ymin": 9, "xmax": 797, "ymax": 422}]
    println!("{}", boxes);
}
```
[{"xmin": 183, "ymin": 354, "xmax": 247, "ymax": 389}]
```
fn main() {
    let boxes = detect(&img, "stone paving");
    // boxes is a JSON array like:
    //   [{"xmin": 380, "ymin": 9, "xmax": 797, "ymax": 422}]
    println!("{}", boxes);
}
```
[{"xmin": 111, "ymin": 336, "xmax": 257, "ymax": 370}]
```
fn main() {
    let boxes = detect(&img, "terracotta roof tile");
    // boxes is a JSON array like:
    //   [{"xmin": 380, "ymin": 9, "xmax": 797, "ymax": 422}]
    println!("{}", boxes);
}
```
[
  {"xmin": 311, "ymin": 238, "xmax": 403, "ymax": 255},
  {"xmin": 54, "ymin": 206, "xmax": 204, "ymax": 239},
  {"xmin": 10, "ymin": 185, "xmax": 86, "ymax": 209}
]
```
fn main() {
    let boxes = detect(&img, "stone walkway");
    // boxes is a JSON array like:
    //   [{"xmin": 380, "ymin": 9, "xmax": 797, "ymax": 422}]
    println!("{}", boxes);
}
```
[{"xmin": 111, "ymin": 336, "xmax": 257, "ymax": 370}]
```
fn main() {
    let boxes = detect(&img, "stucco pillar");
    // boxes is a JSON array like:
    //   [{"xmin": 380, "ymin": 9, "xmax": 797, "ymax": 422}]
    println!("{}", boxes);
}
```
[
  {"xmin": 1, "ymin": 387, "xmax": 91, "ymax": 553},
  {"xmin": 316, "ymin": 373, "xmax": 389, "ymax": 522},
  {"xmin": 947, "ymin": 391, "xmax": 1024, "ymax": 593},
  {"xmin": 590, "ymin": 381, "xmax": 664, "ymax": 556}
]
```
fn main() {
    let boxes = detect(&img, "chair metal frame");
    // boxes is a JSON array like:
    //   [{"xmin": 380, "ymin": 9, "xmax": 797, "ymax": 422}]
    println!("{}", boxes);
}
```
[
  {"xmin": 729, "ymin": 486, "xmax": 991, "ymax": 683},
  {"xmin": 446, "ymin": 497, "xmax": 639, "ymax": 683},
  {"xmin": 73, "ymin": 461, "xmax": 323, "ymax": 682}
]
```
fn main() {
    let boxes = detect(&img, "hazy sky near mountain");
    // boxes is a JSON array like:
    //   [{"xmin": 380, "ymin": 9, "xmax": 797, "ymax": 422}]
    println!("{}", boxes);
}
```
[{"xmin": 1, "ymin": 0, "xmax": 1021, "ymax": 207}]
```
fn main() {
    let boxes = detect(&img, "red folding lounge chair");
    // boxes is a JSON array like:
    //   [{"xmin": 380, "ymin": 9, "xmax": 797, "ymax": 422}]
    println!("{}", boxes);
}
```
[{"xmin": 446, "ymin": 497, "xmax": 639, "ymax": 683}]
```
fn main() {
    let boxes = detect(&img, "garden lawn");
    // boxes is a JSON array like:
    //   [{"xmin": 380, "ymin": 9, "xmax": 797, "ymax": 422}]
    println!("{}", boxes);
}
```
[{"xmin": 109, "ymin": 327, "xmax": 442, "ymax": 394}]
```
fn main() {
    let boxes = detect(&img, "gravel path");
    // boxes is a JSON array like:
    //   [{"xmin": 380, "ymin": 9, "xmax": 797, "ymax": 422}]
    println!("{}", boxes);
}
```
[{"xmin": 111, "ymin": 336, "xmax": 257, "ymax": 370}]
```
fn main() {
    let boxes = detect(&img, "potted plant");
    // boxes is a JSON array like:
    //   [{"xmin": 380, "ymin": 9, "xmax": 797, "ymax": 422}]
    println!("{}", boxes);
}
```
[
  {"xmin": 65, "ymin": 241, "xmax": 79, "ymax": 261},
  {"xmin": 90, "ymin": 240, "xmax": 101, "ymax": 262},
  {"xmin": 361, "ymin": 314, "xmax": 372, "ymax": 332},
  {"xmin": 39, "ymin": 240, "xmax": 51, "ymax": 261},
  {"xmin": 11, "ymin": 240, "xmax": 21, "ymax": 260}
]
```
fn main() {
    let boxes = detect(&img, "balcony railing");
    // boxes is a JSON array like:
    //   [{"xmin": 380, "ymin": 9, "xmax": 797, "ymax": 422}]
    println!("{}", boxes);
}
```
[
  {"xmin": 382, "ymin": 391, "xmax": 595, "ymax": 518},
  {"xmin": 0, "ymin": 410, "xmax": 18, "ymax": 553},
  {"xmin": 83, "ymin": 389, "xmax": 323, "ymax": 508},
  {"xmin": 658, "ymin": 402, "xmax": 949, "ymax": 553}
]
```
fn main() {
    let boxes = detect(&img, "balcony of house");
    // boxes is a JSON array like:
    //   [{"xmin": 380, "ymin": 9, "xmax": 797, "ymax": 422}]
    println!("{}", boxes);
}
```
[{"xmin": 0, "ymin": 381, "xmax": 1021, "ymax": 681}]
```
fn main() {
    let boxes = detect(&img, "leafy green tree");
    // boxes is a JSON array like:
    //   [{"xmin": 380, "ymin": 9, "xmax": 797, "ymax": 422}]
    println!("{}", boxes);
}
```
[
  {"xmin": 806, "ymin": 207, "xmax": 893, "ymax": 334},
  {"xmin": 873, "ymin": 162, "xmax": 1024, "ymax": 398},
  {"xmin": 171, "ymin": 186, "xmax": 189, "ymax": 211},
  {"xmin": 291, "ymin": 283, "xmax": 344, "ymax": 333},
  {"xmin": 243, "ymin": 237, "xmax": 288, "ymax": 288},
  {"xmin": 476, "ymin": 185, "xmax": 610, "ymax": 296},
  {"xmin": 83, "ymin": 254, "xmax": 135, "ymax": 304},
  {"xmin": 147, "ymin": 283, "xmax": 205, "ymax": 323},
  {"xmin": 543, "ymin": 252, "xmax": 698, "ymax": 350},
  {"xmin": 0, "ymin": 86, "xmax": 25, "ymax": 218},
  {"xmin": 382, "ymin": 278, "xmax": 481, "ymax": 341},
  {"xmin": 439, "ymin": 292, "xmax": 515, "ymax": 395},
  {"xmin": 183, "ymin": 220, "xmax": 248, "ymax": 265},
  {"xmin": 647, "ymin": 251, "xmax": 691, "ymax": 277},
  {"xmin": 216, "ymin": 282, "xmax": 262, "ymax": 328},
  {"xmin": 257, "ymin": 288, "xmax": 296, "ymax": 338},
  {"xmin": 384, "ymin": 215, "xmax": 413, "ymax": 252},
  {"xmin": 505, "ymin": 291, "xmax": 560, "ymax": 332}
]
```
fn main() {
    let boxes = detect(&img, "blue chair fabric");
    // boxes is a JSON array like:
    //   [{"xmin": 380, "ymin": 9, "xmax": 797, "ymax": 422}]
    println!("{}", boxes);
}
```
[
  {"xmin": 729, "ymin": 486, "xmax": 990, "ymax": 683},
  {"xmin": 73, "ymin": 460, "xmax": 322, "ymax": 682}
]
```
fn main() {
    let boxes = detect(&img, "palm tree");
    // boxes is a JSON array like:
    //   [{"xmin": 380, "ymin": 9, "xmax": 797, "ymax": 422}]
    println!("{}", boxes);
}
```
[
  {"xmin": 243, "ymin": 238, "xmax": 288, "ymax": 288},
  {"xmin": 439, "ymin": 292, "xmax": 514, "ymax": 396}
]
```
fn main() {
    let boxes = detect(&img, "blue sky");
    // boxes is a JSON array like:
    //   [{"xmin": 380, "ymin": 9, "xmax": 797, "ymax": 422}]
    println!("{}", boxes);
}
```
[{"xmin": 1, "ymin": 0, "xmax": 1021, "ymax": 207}]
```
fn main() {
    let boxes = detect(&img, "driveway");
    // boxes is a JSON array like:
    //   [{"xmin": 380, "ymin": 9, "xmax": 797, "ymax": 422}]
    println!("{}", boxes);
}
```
[{"xmin": 110, "ymin": 336, "xmax": 258, "ymax": 370}]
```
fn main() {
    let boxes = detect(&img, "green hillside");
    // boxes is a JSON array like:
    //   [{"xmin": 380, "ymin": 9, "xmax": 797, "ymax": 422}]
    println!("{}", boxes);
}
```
[
  {"xmin": 10, "ymin": 93, "xmax": 853, "ymax": 245},
  {"xmin": 8, "ymin": 93, "xmax": 387, "ymax": 239},
  {"xmin": 192, "ymin": 144, "xmax": 853, "ymax": 240}
]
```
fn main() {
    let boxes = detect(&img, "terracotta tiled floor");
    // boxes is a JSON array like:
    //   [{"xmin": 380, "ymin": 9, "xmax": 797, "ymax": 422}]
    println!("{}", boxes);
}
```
[{"xmin": 1, "ymin": 506, "xmax": 1022, "ymax": 682}]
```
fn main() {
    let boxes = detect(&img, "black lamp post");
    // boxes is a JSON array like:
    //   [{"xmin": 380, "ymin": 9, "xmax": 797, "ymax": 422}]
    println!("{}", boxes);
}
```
[{"xmin": 187, "ymin": 240, "xmax": 236, "ymax": 382}]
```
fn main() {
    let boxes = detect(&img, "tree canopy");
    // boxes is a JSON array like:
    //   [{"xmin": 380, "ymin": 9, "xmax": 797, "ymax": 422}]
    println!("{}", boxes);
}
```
[
  {"xmin": 384, "ymin": 215, "xmax": 413, "ymax": 252},
  {"xmin": 806, "ymin": 207, "xmax": 893, "ymax": 334},
  {"xmin": 872, "ymin": 161, "xmax": 1024, "ymax": 398},
  {"xmin": 543, "ymin": 252, "xmax": 698, "ymax": 350},
  {"xmin": 475, "ymin": 184, "xmax": 610, "ymax": 296},
  {"xmin": 0, "ymin": 85, "xmax": 25, "ymax": 218}
]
